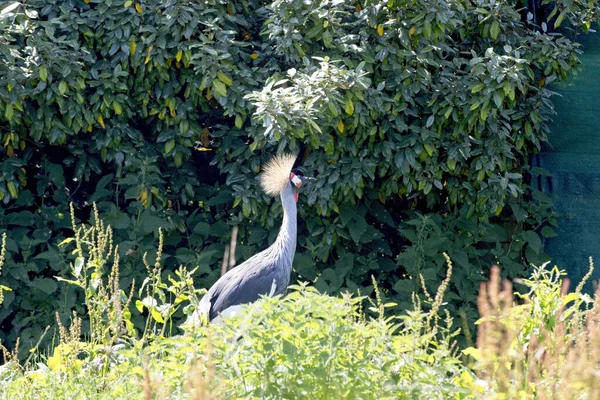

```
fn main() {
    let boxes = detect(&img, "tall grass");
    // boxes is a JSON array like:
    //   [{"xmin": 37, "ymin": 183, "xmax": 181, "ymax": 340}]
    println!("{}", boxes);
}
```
[{"xmin": 469, "ymin": 261, "xmax": 600, "ymax": 399}]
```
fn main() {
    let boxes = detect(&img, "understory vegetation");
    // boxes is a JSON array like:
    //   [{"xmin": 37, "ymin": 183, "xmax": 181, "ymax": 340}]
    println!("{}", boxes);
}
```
[{"xmin": 0, "ymin": 216, "xmax": 599, "ymax": 399}]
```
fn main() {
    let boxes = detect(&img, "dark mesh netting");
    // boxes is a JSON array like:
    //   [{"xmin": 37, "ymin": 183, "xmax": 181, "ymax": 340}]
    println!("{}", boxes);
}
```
[{"xmin": 532, "ymin": 29, "xmax": 600, "ymax": 292}]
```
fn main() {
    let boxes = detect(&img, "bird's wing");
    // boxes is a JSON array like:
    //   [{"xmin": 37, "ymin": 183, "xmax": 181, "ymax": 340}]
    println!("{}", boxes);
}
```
[{"xmin": 206, "ymin": 257, "xmax": 286, "ymax": 321}]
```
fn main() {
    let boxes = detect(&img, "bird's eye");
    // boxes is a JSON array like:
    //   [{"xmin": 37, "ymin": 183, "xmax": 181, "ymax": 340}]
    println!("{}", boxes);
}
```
[{"xmin": 290, "ymin": 173, "xmax": 302, "ymax": 188}]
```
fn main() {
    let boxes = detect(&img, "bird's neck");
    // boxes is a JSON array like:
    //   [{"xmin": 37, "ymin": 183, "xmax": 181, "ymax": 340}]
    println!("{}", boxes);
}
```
[{"xmin": 273, "ymin": 187, "xmax": 297, "ymax": 270}]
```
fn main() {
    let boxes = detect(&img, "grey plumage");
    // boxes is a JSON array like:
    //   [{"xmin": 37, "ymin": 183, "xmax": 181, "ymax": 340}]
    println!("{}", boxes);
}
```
[{"xmin": 188, "ymin": 154, "xmax": 312, "ymax": 325}]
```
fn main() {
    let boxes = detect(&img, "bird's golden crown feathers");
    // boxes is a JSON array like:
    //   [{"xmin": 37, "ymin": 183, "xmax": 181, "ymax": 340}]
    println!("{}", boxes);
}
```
[{"xmin": 260, "ymin": 153, "xmax": 297, "ymax": 196}]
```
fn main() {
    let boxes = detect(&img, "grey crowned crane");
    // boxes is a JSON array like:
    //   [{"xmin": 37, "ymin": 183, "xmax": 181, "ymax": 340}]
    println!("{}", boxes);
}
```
[{"xmin": 187, "ymin": 153, "xmax": 314, "ymax": 325}]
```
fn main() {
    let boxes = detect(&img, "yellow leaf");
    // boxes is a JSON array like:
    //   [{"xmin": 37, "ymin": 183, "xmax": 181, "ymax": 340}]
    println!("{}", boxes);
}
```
[
  {"xmin": 135, "ymin": 3, "xmax": 142, "ymax": 13},
  {"xmin": 409, "ymin": 26, "xmax": 416, "ymax": 39},
  {"xmin": 250, "ymin": 53, "xmax": 259, "ymax": 60},
  {"xmin": 226, "ymin": 3, "xmax": 235, "ymax": 15},
  {"xmin": 337, "ymin": 120, "xmax": 345, "ymax": 133},
  {"xmin": 538, "ymin": 77, "xmax": 545, "ymax": 88},
  {"xmin": 144, "ymin": 45, "xmax": 154, "ymax": 65},
  {"xmin": 84, "ymin": 0, "xmax": 90, "ymax": 3},
  {"xmin": 97, "ymin": 114, "xmax": 105, "ymax": 129},
  {"xmin": 356, "ymin": 3, "xmax": 362, "ymax": 12},
  {"xmin": 87, "ymin": 125, "xmax": 92, "ymax": 132},
  {"xmin": 124, "ymin": 0, "xmax": 132, "ymax": 7},
  {"xmin": 140, "ymin": 189, "xmax": 148, "ymax": 206},
  {"xmin": 7, "ymin": 84, "xmax": 12, "ymax": 92},
  {"xmin": 377, "ymin": 25, "xmax": 384, "ymax": 36},
  {"xmin": 344, "ymin": 97, "xmax": 354, "ymax": 115},
  {"xmin": 58, "ymin": 237, "xmax": 76, "ymax": 246},
  {"xmin": 130, "ymin": 41, "xmax": 137, "ymax": 56},
  {"xmin": 175, "ymin": 49, "xmax": 183, "ymax": 62}
]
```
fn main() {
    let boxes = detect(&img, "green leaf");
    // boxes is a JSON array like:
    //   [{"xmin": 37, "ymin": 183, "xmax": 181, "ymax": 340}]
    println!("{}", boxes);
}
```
[
  {"xmin": 151, "ymin": 308, "xmax": 165, "ymax": 323},
  {"xmin": 348, "ymin": 216, "xmax": 368, "ymax": 244},
  {"xmin": 425, "ymin": 115, "xmax": 434, "ymax": 128},
  {"xmin": 480, "ymin": 106, "xmax": 489, "ymax": 122},
  {"xmin": 490, "ymin": 20, "xmax": 500, "ymax": 40},
  {"xmin": 31, "ymin": 278, "xmax": 58, "ymax": 294},
  {"xmin": 462, "ymin": 347, "xmax": 481, "ymax": 361},
  {"xmin": 554, "ymin": 12, "xmax": 565, "ymax": 29},
  {"xmin": 423, "ymin": 20, "xmax": 431, "ymax": 39},
  {"xmin": 135, "ymin": 300, "xmax": 145, "ymax": 313},
  {"xmin": 217, "ymin": 71, "xmax": 233, "ymax": 86},
  {"xmin": 522, "ymin": 230, "xmax": 542, "ymax": 254},
  {"xmin": 164, "ymin": 139, "xmax": 175, "ymax": 154},
  {"xmin": 58, "ymin": 81, "xmax": 67, "ymax": 94},
  {"xmin": 39, "ymin": 65, "xmax": 47, "ymax": 82},
  {"xmin": 308, "ymin": 120, "xmax": 322, "ymax": 134},
  {"xmin": 5, "ymin": 103, "xmax": 13, "ymax": 120},
  {"xmin": 5, "ymin": 211, "xmax": 34, "ymax": 226},
  {"xmin": 294, "ymin": 253, "xmax": 317, "ymax": 280},
  {"xmin": 113, "ymin": 100, "xmax": 123, "ymax": 115},
  {"xmin": 55, "ymin": 277, "xmax": 84, "ymax": 288},
  {"xmin": 213, "ymin": 80, "xmax": 227, "ymax": 97},
  {"xmin": 471, "ymin": 83, "xmax": 485, "ymax": 93},
  {"xmin": 235, "ymin": 114, "xmax": 243, "ymax": 129},
  {"xmin": 541, "ymin": 226, "xmax": 557, "ymax": 238},
  {"xmin": 139, "ymin": 211, "xmax": 172, "ymax": 234}
]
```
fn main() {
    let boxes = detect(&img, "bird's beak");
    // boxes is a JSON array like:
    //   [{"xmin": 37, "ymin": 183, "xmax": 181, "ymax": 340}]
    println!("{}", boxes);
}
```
[
  {"xmin": 290, "ymin": 173, "xmax": 315, "ymax": 189},
  {"xmin": 298, "ymin": 176, "xmax": 316, "ymax": 186}
]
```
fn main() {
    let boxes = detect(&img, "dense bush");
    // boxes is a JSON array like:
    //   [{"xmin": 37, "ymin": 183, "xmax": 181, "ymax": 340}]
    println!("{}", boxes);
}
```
[{"xmin": 0, "ymin": 0, "xmax": 596, "ymax": 356}]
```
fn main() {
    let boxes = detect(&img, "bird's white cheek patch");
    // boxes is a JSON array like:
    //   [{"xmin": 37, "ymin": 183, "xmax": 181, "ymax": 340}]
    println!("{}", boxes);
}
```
[{"xmin": 290, "ymin": 173, "xmax": 302, "ymax": 188}]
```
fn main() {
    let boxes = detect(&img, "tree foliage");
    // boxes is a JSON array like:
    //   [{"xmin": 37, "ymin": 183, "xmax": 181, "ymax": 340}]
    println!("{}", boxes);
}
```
[{"xmin": 0, "ymin": 0, "xmax": 593, "ymax": 355}]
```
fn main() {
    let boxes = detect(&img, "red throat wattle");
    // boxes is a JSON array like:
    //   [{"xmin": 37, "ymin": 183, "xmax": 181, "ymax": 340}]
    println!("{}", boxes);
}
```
[{"xmin": 290, "ymin": 172, "xmax": 301, "ymax": 202}]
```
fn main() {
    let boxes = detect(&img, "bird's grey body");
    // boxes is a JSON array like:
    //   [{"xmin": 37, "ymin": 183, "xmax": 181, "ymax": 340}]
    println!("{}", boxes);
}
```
[{"xmin": 187, "ymin": 154, "xmax": 311, "ymax": 325}]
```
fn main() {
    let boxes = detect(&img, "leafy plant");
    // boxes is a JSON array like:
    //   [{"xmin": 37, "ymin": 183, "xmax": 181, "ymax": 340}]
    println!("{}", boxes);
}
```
[
  {"xmin": 0, "ymin": 239, "xmax": 477, "ymax": 399},
  {"xmin": 466, "ymin": 261, "xmax": 600, "ymax": 398}
]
